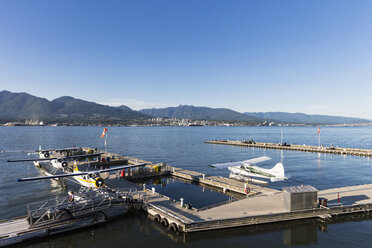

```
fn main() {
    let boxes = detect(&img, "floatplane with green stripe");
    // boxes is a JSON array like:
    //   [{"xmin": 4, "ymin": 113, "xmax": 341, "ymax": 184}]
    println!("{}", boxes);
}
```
[{"xmin": 210, "ymin": 156, "xmax": 287, "ymax": 183}]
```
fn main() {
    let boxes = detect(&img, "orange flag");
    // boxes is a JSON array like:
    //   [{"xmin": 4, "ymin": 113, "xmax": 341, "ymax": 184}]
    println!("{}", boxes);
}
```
[
  {"xmin": 101, "ymin": 128, "xmax": 107, "ymax": 138},
  {"xmin": 318, "ymin": 127, "xmax": 320, "ymax": 134}
]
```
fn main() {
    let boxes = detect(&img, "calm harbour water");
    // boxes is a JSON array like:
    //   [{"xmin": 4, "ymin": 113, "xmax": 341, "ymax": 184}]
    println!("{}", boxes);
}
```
[{"xmin": 1, "ymin": 126, "xmax": 372, "ymax": 247}]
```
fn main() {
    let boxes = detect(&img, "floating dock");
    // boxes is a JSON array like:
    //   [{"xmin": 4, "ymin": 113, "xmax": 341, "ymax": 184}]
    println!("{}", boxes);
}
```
[
  {"xmin": 0, "ymin": 187, "xmax": 146, "ymax": 247},
  {"xmin": 142, "ymin": 167, "xmax": 372, "ymax": 232},
  {"xmin": 205, "ymin": 140, "xmax": 372, "ymax": 157},
  {"xmin": 2, "ymin": 147, "xmax": 372, "ymax": 246}
]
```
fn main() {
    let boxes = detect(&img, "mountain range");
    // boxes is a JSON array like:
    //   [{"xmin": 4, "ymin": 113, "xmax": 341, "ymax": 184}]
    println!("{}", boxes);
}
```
[
  {"xmin": 0, "ymin": 90, "xmax": 370, "ymax": 125},
  {"xmin": 140, "ymin": 105, "xmax": 264, "ymax": 123},
  {"xmin": 0, "ymin": 90, "xmax": 147, "ymax": 124},
  {"xmin": 141, "ymin": 106, "xmax": 370, "ymax": 124},
  {"xmin": 244, "ymin": 112, "xmax": 370, "ymax": 125}
]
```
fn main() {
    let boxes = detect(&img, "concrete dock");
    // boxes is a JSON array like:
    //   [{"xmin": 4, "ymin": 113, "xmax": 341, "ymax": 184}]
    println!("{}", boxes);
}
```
[
  {"xmin": 144, "ymin": 183, "xmax": 372, "ymax": 233},
  {"xmin": 205, "ymin": 140, "xmax": 372, "ymax": 157}
]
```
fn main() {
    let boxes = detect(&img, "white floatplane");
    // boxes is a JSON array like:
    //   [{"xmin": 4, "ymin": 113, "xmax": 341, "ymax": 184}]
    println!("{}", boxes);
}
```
[
  {"xmin": 209, "ymin": 156, "xmax": 287, "ymax": 183},
  {"xmin": 17, "ymin": 162, "xmax": 147, "ymax": 188}
]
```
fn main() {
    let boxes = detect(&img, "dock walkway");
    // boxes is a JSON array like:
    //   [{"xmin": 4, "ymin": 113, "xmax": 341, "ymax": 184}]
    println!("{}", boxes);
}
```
[
  {"xmin": 169, "ymin": 166, "xmax": 278, "ymax": 196},
  {"xmin": 205, "ymin": 140, "xmax": 372, "ymax": 157}
]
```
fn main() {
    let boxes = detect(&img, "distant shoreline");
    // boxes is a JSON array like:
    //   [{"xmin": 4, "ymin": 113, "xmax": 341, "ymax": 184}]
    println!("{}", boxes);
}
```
[{"xmin": 1, "ymin": 123, "xmax": 372, "ymax": 127}]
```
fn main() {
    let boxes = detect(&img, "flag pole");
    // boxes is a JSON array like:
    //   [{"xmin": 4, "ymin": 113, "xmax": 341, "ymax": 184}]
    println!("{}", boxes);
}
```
[
  {"xmin": 318, "ymin": 127, "xmax": 320, "ymax": 148},
  {"xmin": 281, "ymin": 127, "xmax": 283, "ymax": 145}
]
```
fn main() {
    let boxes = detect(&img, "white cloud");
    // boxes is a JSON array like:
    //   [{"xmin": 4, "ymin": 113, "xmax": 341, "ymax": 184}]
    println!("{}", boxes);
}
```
[
  {"xmin": 97, "ymin": 98, "xmax": 169, "ymax": 110},
  {"xmin": 308, "ymin": 105, "xmax": 328, "ymax": 110}
]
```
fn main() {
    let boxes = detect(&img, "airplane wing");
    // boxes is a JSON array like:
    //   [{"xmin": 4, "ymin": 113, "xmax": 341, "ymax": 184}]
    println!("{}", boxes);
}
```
[
  {"xmin": 209, "ymin": 161, "xmax": 246, "ymax": 168},
  {"xmin": 209, "ymin": 156, "xmax": 271, "ymax": 168},
  {"xmin": 8, "ymin": 152, "xmax": 104, "ymax": 163},
  {"xmin": 37, "ymin": 147, "xmax": 82, "ymax": 152},
  {"xmin": 17, "ymin": 163, "xmax": 147, "ymax": 182},
  {"xmin": 17, "ymin": 172, "xmax": 90, "ymax": 182},
  {"xmin": 8, "ymin": 157, "xmax": 56, "ymax": 162},
  {"xmin": 63, "ymin": 152, "xmax": 103, "ymax": 159},
  {"xmin": 241, "ymin": 156, "xmax": 271, "ymax": 166},
  {"xmin": 92, "ymin": 163, "xmax": 147, "ymax": 173}
]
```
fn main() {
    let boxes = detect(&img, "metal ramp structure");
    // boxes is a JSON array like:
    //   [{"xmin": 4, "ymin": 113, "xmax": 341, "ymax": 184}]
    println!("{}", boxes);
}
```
[{"xmin": 0, "ymin": 187, "xmax": 147, "ymax": 247}]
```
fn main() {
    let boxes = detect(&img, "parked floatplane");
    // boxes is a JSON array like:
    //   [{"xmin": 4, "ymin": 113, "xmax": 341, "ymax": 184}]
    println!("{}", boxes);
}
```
[
  {"xmin": 210, "ymin": 156, "xmax": 287, "ymax": 184},
  {"xmin": 28, "ymin": 146, "xmax": 86, "ymax": 159},
  {"xmin": 8, "ymin": 144, "xmax": 142, "ymax": 188},
  {"xmin": 17, "ymin": 162, "xmax": 146, "ymax": 188},
  {"xmin": 8, "ymin": 152, "xmax": 104, "ymax": 169}
]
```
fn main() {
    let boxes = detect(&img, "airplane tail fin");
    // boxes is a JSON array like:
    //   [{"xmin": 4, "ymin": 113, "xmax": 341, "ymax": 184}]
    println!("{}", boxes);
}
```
[
  {"xmin": 268, "ymin": 162, "xmax": 286, "ymax": 181},
  {"xmin": 73, "ymin": 161, "xmax": 79, "ymax": 172}
]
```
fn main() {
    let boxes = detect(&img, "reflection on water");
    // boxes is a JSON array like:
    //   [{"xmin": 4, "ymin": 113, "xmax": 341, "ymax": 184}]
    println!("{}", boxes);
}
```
[
  {"xmin": 132, "ymin": 176, "xmax": 233, "ymax": 209},
  {"xmin": 283, "ymin": 224, "xmax": 317, "ymax": 246},
  {"xmin": 19, "ymin": 212, "xmax": 372, "ymax": 248}
]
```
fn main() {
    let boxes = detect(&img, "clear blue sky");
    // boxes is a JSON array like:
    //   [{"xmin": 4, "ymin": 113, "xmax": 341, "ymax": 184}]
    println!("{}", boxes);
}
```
[{"xmin": 0, "ymin": 0, "xmax": 371, "ymax": 118}]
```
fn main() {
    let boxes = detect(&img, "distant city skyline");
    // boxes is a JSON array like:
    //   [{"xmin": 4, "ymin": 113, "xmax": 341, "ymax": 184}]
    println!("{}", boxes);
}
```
[{"xmin": 1, "ymin": 1, "xmax": 371, "ymax": 118}]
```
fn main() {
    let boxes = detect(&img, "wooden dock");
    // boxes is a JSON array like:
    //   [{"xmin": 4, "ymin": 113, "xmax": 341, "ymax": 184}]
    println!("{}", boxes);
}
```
[{"xmin": 205, "ymin": 140, "xmax": 372, "ymax": 157}]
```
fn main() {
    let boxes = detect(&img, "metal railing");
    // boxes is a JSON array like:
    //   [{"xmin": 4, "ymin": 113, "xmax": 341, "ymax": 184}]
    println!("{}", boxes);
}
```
[{"xmin": 27, "ymin": 187, "xmax": 142, "ymax": 227}]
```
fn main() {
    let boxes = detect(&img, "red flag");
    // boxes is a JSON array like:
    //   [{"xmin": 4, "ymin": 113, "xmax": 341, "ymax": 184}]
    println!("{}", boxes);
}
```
[
  {"xmin": 318, "ymin": 127, "xmax": 320, "ymax": 134},
  {"xmin": 101, "ymin": 128, "xmax": 107, "ymax": 138}
]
